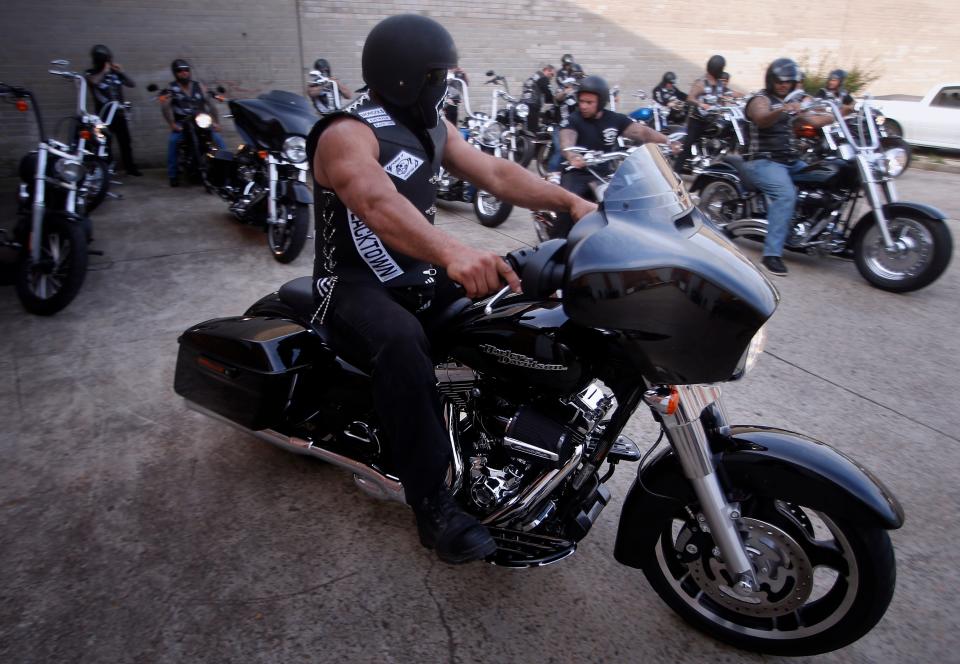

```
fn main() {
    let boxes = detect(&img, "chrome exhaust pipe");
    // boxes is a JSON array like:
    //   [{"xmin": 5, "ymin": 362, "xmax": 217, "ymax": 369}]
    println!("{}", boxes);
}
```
[
  {"xmin": 184, "ymin": 401, "xmax": 406, "ymax": 503},
  {"xmin": 725, "ymin": 218, "xmax": 769, "ymax": 237}
]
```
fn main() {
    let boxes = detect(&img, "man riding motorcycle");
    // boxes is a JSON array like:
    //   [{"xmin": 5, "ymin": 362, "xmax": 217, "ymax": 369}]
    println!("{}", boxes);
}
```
[
  {"xmin": 674, "ymin": 54, "xmax": 734, "ymax": 172},
  {"xmin": 306, "ymin": 14, "xmax": 595, "ymax": 564},
  {"xmin": 816, "ymin": 68, "xmax": 855, "ymax": 116},
  {"xmin": 84, "ymin": 44, "xmax": 141, "ymax": 176},
  {"xmin": 307, "ymin": 57, "xmax": 354, "ymax": 115},
  {"xmin": 744, "ymin": 57, "xmax": 833, "ymax": 276},
  {"xmin": 555, "ymin": 74, "xmax": 672, "ymax": 238},
  {"xmin": 652, "ymin": 71, "xmax": 688, "ymax": 125},
  {"xmin": 162, "ymin": 59, "xmax": 225, "ymax": 187}
]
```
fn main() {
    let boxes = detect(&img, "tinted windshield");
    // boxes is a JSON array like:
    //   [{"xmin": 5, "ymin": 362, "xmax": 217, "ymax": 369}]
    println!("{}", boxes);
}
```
[{"xmin": 602, "ymin": 143, "xmax": 694, "ymax": 221}]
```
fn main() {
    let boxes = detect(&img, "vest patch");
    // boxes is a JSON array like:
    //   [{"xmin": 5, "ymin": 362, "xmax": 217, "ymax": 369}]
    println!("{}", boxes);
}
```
[
  {"xmin": 383, "ymin": 150, "xmax": 425, "ymax": 181},
  {"xmin": 347, "ymin": 210, "xmax": 404, "ymax": 282},
  {"xmin": 602, "ymin": 127, "xmax": 620, "ymax": 145},
  {"xmin": 357, "ymin": 106, "xmax": 395, "ymax": 128}
]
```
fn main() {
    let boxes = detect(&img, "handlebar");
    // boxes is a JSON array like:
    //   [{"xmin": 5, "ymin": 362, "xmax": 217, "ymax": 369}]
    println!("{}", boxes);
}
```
[{"xmin": 503, "ymin": 240, "xmax": 568, "ymax": 298}]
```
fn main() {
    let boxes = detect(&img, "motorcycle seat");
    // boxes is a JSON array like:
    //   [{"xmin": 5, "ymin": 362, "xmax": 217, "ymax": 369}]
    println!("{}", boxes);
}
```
[
  {"xmin": 277, "ymin": 276, "xmax": 334, "ymax": 346},
  {"xmin": 722, "ymin": 155, "xmax": 757, "ymax": 192}
]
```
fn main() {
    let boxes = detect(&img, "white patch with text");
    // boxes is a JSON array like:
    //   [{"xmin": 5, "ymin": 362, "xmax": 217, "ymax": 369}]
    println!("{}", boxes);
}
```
[
  {"xmin": 383, "ymin": 150, "xmax": 424, "ymax": 181},
  {"xmin": 347, "ymin": 209, "xmax": 403, "ymax": 282}
]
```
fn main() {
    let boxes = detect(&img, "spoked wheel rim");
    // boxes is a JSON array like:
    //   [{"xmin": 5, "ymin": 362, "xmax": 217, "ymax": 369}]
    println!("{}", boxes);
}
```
[
  {"xmin": 698, "ymin": 182, "xmax": 740, "ymax": 229},
  {"xmin": 655, "ymin": 500, "xmax": 860, "ymax": 640},
  {"xmin": 862, "ymin": 217, "xmax": 935, "ymax": 281},
  {"xmin": 268, "ymin": 203, "xmax": 296, "ymax": 255},
  {"xmin": 476, "ymin": 191, "xmax": 502, "ymax": 216},
  {"xmin": 27, "ymin": 231, "xmax": 74, "ymax": 300}
]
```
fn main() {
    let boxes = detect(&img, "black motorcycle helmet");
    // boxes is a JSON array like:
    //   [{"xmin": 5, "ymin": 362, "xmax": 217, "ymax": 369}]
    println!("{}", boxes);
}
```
[
  {"xmin": 765, "ymin": 57, "xmax": 802, "ymax": 94},
  {"xmin": 361, "ymin": 14, "xmax": 457, "ymax": 129},
  {"xmin": 706, "ymin": 55, "xmax": 725, "ymax": 79},
  {"xmin": 171, "ymin": 59, "xmax": 191, "ymax": 76},
  {"xmin": 577, "ymin": 75, "xmax": 610, "ymax": 110},
  {"xmin": 561, "ymin": 53, "xmax": 575, "ymax": 66},
  {"xmin": 828, "ymin": 68, "xmax": 848, "ymax": 85},
  {"xmin": 661, "ymin": 71, "xmax": 677, "ymax": 84},
  {"xmin": 313, "ymin": 58, "xmax": 331, "ymax": 76},
  {"xmin": 91, "ymin": 44, "xmax": 112, "ymax": 68},
  {"xmin": 571, "ymin": 63, "xmax": 585, "ymax": 79}
]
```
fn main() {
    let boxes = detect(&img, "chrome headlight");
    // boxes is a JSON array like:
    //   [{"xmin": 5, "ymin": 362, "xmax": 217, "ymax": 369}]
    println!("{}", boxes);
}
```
[
  {"xmin": 281, "ymin": 136, "xmax": 308, "ymax": 163},
  {"xmin": 53, "ymin": 158, "xmax": 84, "ymax": 183},
  {"xmin": 195, "ymin": 113, "xmax": 213, "ymax": 129},
  {"xmin": 883, "ymin": 146, "xmax": 908, "ymax": 178},
  {"xmin": 874, "ymin": 114, "xmax": 886, "ymax": 126},
  {"xmin": 479, "ymin": 121, "xmax": 504, "ymax": 148},
  {"xmin": 733, "ymin": 325, "xmax": 767, "ymax": 379},
  {"xmin": 515, "ymin": 103, "xmax": 530, "ymax": 119}
]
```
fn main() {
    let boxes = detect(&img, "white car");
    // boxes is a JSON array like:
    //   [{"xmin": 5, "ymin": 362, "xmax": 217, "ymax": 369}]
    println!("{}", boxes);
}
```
[{"xmin": 872, "ymin": 83, "xmax": 960, "ymax": 149}]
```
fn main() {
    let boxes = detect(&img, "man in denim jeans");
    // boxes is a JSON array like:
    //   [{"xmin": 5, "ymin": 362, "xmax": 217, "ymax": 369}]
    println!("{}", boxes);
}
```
[
  {"xmin": 162, "ymin": 59, "xmax": 226, "ymax": 187},
  {"xmin": 744, "ymin": 58, "xmax": 832, "ymax": 276}
]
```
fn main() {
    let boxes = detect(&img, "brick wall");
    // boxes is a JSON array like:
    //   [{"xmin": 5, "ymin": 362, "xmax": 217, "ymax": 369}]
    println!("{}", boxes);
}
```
[{"xmin": 1, "ymin": 0, "xmax": 956, "ymax": 175}]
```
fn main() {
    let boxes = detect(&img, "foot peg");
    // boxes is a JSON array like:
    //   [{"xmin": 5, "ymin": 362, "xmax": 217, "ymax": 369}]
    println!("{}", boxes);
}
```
[{"xmin": 608, "ymin": 435, "xmax": 642, "ymax": 463}]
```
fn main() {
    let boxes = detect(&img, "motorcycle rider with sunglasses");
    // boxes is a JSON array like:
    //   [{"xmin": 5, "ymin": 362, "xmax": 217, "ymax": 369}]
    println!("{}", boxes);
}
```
[
  {"xmin": 84, "ymin": 44, "xmax": 141, "ymax": 176},
  {"xmin": 306, "ymin": 14, "xmax": 596, "ymax": 565},
  {"xmin": 163, "ymin": 59, "xmax": 226, "ymax": 187}
]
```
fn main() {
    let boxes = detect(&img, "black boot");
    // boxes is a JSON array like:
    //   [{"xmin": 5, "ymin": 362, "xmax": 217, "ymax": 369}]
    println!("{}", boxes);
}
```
[{"xmin": 414, "ymin": 489, "xmax": 497, "ymax": 564}]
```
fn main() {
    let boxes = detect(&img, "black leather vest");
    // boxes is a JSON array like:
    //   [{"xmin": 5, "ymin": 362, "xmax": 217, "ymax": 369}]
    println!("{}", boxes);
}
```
[
  {"xmin": 692, "ymin": 78, "xmax": 729, "ymax": 117},
  {"xmin": 169, "ymin": 80, "xmax": 205, "ymax": 118},
  {"xmin": 747, "ymin": 91, "xmax": 795, "ymax": 159},
  {"xmin": 310, "ymin": 94, "xmax": 447, "ymax": 290}
]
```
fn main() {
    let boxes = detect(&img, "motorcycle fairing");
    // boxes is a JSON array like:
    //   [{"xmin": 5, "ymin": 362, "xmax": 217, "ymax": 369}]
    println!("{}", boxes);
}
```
[
  {"xmin": 229, "ymin": 90, "xmax": 317, "ymax": 151},
  {"xmin": 613, "ymin": 425, "xmax": 905, "ymax": 568}
]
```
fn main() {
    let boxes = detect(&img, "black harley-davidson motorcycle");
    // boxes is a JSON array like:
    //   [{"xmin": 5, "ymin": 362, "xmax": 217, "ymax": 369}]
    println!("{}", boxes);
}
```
[
  {"xmin": 206, "ymin": 90, "xmax": 315, "ymax": 263},
  {"xmin": 175, "ymin": 145, "xmax": 902, "ymax": 656},
  {"xmin": 693, "ymin": 97, "xmax": 952, "ymax": 292},
  {"xmin": 146, "ymin": 82, "xmax": 225, "ymax": 186}
]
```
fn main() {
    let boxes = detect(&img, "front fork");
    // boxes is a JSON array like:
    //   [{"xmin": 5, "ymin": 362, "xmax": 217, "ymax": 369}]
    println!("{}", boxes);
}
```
[
  {"xmin": 857, "ymin": 154, "xmax": 901, "ymax": 250},
  {"xmin": 644, "ymin": 384, "xmax": 758, "ymax": 594}
]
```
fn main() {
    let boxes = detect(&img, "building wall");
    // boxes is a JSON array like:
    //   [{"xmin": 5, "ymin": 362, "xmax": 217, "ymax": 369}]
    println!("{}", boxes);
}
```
[{"xmin": 1, "ymin": 0, "xmax": 956, "ymax": 175}]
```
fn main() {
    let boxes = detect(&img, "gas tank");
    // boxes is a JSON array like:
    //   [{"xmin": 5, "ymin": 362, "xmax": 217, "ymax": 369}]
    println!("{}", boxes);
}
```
[
  {"xmin": 792, "ymin": 158, "xmax": 854, "ymax": 187},
  {"xmin": 448, "ymin": 297, "xmax": 586, "ymax": 394}
]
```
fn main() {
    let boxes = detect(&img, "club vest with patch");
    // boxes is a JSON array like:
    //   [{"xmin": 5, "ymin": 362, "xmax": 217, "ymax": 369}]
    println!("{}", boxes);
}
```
[
  {"xmin": 746, "ymin": 90, "xmax": 795, "ymax": 159},
  {"xmin": 309, "ymin": 93, "xmax": 446, "ymax": 289}
]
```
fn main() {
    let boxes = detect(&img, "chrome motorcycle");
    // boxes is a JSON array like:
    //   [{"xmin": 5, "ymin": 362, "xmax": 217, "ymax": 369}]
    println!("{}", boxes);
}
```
[
  {"xmin": 175, "ymin": 145, "xmax": 902, "ymax": 656},
  {"xmin": 693, "ymin": 97, "xmax": 952, "ymax": 292}
]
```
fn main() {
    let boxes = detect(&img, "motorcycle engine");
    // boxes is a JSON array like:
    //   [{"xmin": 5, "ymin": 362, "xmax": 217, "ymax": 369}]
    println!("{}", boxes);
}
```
[{"xmin": 436, "ymin": 363, "xmax": 615, "ymax": 517}]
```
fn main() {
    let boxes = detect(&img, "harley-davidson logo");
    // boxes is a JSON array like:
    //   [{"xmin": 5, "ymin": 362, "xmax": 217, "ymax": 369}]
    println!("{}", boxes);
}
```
[{"xmin": 479, "ymin": 344, "xmax": 567, "ymax": 371}]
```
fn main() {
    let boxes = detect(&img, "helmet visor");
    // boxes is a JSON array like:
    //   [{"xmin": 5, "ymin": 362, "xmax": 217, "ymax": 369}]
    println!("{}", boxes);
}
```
[{"xmin": 425, "ymin": 68, "xmax": 448, "ymax": 87}]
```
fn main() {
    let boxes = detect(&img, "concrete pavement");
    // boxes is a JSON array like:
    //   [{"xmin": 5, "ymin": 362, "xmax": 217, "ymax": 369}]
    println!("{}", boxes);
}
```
[{"xmin": 1, "ymin": 166, "xmax": 959, "ymax": 663}]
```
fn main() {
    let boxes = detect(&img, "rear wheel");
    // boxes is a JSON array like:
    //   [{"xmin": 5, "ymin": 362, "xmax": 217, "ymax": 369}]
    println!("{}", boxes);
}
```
[
  {"xmin": 640, "ymin": 497, "xmax": 896, "ymax": 656},
  {"xmin": 473, "ymin": 190, "xmax": 513, "ymax": 227},
  {"xmin": 268, "ymin": 201, "xmax": 310, "ymax": 263},
  {"xmin": 697, "ymin": 180, "xmax": 742, "ymax": 232},
  {"xmin": 15, "ymin": 216, "xmax": 88, "ymax": 315},
  {"xmin": 854, "ymin": 211, "xmax": 952, "ymax": 292}
]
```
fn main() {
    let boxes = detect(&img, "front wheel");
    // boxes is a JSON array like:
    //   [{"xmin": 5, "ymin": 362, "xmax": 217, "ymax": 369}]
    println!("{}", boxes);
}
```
[
  {"xmin": 641, "ymin": 498, "xmax": 896, "ymax": 656},
  {"xmin": 511, "ymin": 133, "xmax": 534, "ymax": 167},
  {"xmin": 853, "ymin": 211, "xmax": 953, "ymax": 292},
  {"xmin": 473, "ymin": 190, "xmax": 513, "ymax": 227},
  {"xmin": 267, "ymin": 201, "xmax": 310, "ymax": 263},
  {"xmin": 15, "ymin": 216, "xmax": 89, "ymax": 315},
  {"xmin": 696, "ymin": 180, "xmax": 742, "ymax": 232}
]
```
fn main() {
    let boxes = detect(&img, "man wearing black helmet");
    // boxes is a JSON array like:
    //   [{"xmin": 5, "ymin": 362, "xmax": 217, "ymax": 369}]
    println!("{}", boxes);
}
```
[
  {"xmin": 84, "ymin": 45, "xmax": 141, "ymax": 176},
  {"xmin": 306, "ymin": 15, "xmax": 595, "ymax": 565},
  {"xmin": 745, "ymin": 58, "xmax": 833, "ymax": 276},
  {"xmin": 307, "ymin": 58, "xmax": 353, "ymax": 115},
  {"xmin": 555, "ymin": 74, "xmax": 674, "ymax": 237},
  {"xmin": 817, "ymin": 69, "xmax": 855, "ymax": 116},
  {"xmin": 162, "ymin": 59, "xmax": 225, "ymax": 187},
  {"xmin": 674, "ymin": 55, "xmax": 734, "ymax": 172},
  {"xmin": 652, "ymin": 71, "xmax": 688, "ymax": 125}
]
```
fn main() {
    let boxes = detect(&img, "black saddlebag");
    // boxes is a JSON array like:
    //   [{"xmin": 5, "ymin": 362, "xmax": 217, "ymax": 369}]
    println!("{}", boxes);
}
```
[{"xmin": 174, "ymin": 316, "xmax": 318, "ymax": 430}]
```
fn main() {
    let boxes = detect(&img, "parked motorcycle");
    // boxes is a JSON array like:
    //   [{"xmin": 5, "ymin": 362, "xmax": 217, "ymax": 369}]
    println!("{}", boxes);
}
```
[
  {"xmin": 206, "ymin": 90, "xmax": 316, "ymax": 263},
  {"xmin": 146, "ymin": 82, "xmax": 225, "ymax": 186},
  {"xmin": 628, "ymin": 90, "xmax": 685, "ymax": 134},
  {"xmin": 175, "ymin": 144, "xmax": 902, "ymax": 656},
  {"xmin": 1, "ymin": 61, "xmax": 108, "ymax": 315},
  {"xmin": 693, "ymin": 97, "xmax": 952, "ymax": 292},
  {"xmin": 439, "ymin": 75, "xmax": 515, "ymax": 227},
  {"xmin": 486, "ymin": 70, "xmax": 534, "ymax": 166}
]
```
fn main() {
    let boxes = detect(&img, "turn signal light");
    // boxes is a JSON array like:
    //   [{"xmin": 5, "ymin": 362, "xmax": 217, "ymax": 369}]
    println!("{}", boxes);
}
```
[
  {"xmin": 664, "ymin": 388, "xmax": 679, "ymax": 415},
  {"xmin": 15, "ymin": 100, "xmax": 29, "ymax": 112},
  {"xmin": 795, "ymin": 124, "xmax": 818, "ymax": 139},
  {"xmin": 79, "ymin": 130, "xmax": 92, "ymax": 140},
  {"xmin": 257, "ymin": 150, "xmax": 268, "ymax": 160}
]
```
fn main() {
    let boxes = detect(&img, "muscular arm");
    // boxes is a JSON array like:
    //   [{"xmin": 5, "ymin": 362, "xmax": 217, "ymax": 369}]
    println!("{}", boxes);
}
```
[
  {"xmin": 313, "ymin": 118, "xmax": 520, "ymax": 297},
  {"xmin": 443, "ymin": 119, "xmax": 591, "ymax": 216},
  {"xmin": 687, "ymin": 80, "xmax": 705, "ymax": 108},
  {"xmin": 623, "ymin": 122, "xmax": 668, "ymax": 144},
  {"xmin": 161, "ymin": 97, "xmax": 176, "ymax": 128}
]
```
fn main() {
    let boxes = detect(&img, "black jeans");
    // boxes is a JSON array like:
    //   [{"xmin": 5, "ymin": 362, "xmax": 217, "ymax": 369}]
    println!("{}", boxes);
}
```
[
  {"xmin": 106, "ymin": 111, "xmax": 138, "ymax": 172},
  {"xmin": 674, "ymin": 115, "xmax": 706, "ymax": 171},
  {"xmin": 555, "ymin": 169, "xmax": 597, "ymax": 238},
  {"xmin": 326, "ymin": 276, "xmax": 462, "ymax": 507}
]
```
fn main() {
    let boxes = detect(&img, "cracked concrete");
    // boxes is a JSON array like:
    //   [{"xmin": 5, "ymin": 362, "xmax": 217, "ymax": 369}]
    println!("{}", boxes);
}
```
[{"xmin": 0, "ymin": 166, "xmax": 959, "ymax": 662}]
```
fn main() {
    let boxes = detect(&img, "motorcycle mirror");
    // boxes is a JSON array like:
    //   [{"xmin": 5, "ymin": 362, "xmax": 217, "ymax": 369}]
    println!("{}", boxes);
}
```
[
  {"xmin": 146, "ymin": 83, "xmax": 158, "ymax": 92},
  {"xmin": 50, "ymin": 59, "xmax": 69, "ymax": 67},
  {"xmin": 486, "ymin": 70, "xmax": 495, "ymax": 77},
  {"xmin": 216, "ymin": 85, "xmax": 226, "ymax": 94}
]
